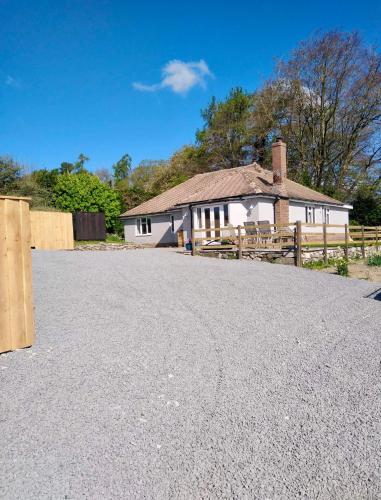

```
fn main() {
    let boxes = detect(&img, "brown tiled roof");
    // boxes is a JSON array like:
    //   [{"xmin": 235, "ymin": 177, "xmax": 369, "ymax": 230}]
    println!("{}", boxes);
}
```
[{"xmin": 121, "ymin": 164, "xmax": 344, "ymax": 217}]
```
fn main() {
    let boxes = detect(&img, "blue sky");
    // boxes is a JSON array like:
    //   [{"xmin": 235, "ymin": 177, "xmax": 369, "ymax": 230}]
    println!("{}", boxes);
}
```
[{"xmin": 1, "ymin": 0, "xmax": 380, "ymax": 172}]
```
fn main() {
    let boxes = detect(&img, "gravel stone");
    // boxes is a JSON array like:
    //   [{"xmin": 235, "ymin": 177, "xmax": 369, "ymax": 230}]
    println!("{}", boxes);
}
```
[{"xmin": 1, "ymin": 249, "xmax": 380, "ymax": 499}]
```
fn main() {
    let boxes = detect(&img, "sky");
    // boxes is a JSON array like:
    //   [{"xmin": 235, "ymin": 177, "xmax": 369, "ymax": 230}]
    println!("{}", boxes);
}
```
[{"xmin": 1, "ymin": 0, "xmax": 380, "ymax": 173}]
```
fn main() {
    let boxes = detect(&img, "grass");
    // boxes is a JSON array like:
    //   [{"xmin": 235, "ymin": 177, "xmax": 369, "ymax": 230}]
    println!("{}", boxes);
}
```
[
  {"xmin": 367, "ymin": 254, "xmax": 381, "ymax": 267},
  {"xmin": 302, "ymin": 257, "xmax": 339, "ymax": 269},
  {"xmin": 75, "ymin": 234, "xmax": 125, "ymax": 245}
]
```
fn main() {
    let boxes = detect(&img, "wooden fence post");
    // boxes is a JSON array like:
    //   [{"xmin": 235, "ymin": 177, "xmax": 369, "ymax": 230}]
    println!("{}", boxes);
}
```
[
  {"xmin": 191, "ymin": 230, "xmax": 195, "ymax": 256},
  {"xmin": 344, "ymin": 224, "xmax": 349, "ymax": 261},
  {"xmin": 361, "ymin": 226, "xmax": 365, "ymax": 259},
  {"xmin": 237, "ymin": 225, "xmax": 242, "ymax": 259},
  {"xmin": 296, "ymin": 221, "xmax": 302, "ymax": 267},
  {"xmin": 376, "ymin": 227, "xmax": 379, "ymax": 252},
  {"xmin": 323, "ymin": 223, "xmax": 328, "ymax": 265}
]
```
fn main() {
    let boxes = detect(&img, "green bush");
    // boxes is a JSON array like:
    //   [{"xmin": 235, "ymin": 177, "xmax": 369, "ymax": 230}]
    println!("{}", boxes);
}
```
[
  {"xmin": 336, "ymin": 258, "xmax": 349, "ymax": 277},
  {"xmin": 53, "ymin": 173, "xmax": 121, "ymax": 231},
  {"xmin": 303, "ymin": 260, "xmax": 328, "ymax": 269},
  {"xmin": 367, "ymin": 254, "xmax": 381, "ymax": 267},
  {"xmin": 106, "ymin": 234, "xmax": 124, "ymax": 243}
]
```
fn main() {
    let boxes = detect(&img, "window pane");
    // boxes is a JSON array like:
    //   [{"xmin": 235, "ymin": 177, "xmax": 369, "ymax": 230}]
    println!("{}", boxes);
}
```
[
  {"xmin": 137, "ymin": 219, "xmax": 141, "ymax": 234},
  {"xmin": 223, "ymin": 204, "xmax": 229, "ymax": 226},
  {"xmin": 147, "ymin": 218, "xmax": 151, "ymax": 234},
  {"xmin": 142, "ymin": 219, "xmax": 147, "ymax": 234},
  {"xmin": 205, "ymin": 208, "xmax": 211, "ymax": 237},
  {"xmin": 214, "ymin": 207, "xmax": 220, "ymax": 237},
  {"xmin": 197, "ymin": 208, "xmax": 201, "ymax": 229}
]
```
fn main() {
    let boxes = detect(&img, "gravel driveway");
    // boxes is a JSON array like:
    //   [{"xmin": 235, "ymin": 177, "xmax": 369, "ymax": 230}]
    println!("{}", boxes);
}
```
[{"xmin": 1, "ymin": 249, "xmax": 381, "ymax": 499}]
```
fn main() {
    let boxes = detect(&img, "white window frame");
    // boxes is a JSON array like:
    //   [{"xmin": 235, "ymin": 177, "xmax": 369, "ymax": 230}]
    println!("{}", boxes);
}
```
[
  {"xmin": 136, "ymin": 217, "xmax": 152, "ymax": 236},
  {"xmin": 170, "ymin": 214, "xmax": 175, "ymax": 233},
  {"xmin": 305, "ymin": 206, "xmax": 315, "ymax": 224},
  {"xmin": 193, "ymin": 204, "xmax": 229, "ymax": 231}
]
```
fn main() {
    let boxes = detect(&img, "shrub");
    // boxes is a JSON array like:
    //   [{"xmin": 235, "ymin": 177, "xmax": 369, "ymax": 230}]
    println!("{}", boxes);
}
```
[
  {"xmin": 336, "ymin": 258, "xmax": 349, "ymax": 277},
  {"xmin": 53, "ymin": 173, "xmax": 121, "ymax": 231},
  {"xmin": 303, "ymin": 260, "xmax": 328, "ymax": 269},
  {"xmin": 367, "ymin": 254, "xmax": 381, "ymax": 267}
]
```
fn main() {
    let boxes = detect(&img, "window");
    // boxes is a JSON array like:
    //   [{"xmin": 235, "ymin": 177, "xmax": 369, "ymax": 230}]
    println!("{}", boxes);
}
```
[
  {"xmin": 204, "ymin": 208, "xmax": 211, "ymax": 237},
  {"xmin": 323, "ymin": 207, "xmax": 330, "ymax": 224},
  {"xmin": 223, "ymin": 204, "xmax": 229, "ymax": 226},
  {"xmin": 305, "ymin": 206, "xmax": 315, "ymax": 224},
  {"xmin": 214, "ymin": 206, "xmax": 220, "ymax": 237},
  {"xmin": 196, "ymin": 208, "xmax": 202, "ymax": 229},
  {"xmin": 136, "ymin": 217, "xmax": 151, "ymax": 235},
  {"xmin": 170, "ymin": 214, "xmax": 175, "ymax": 233}
]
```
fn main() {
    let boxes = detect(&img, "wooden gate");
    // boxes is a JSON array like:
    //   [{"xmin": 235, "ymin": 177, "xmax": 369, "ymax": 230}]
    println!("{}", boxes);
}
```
[{"xmin": 0, "ymin": 196, "xmax": 35, "ymax": 353}]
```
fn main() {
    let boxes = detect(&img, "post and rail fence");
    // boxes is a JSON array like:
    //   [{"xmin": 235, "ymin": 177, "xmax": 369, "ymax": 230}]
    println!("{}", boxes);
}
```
[{"xmin": 191, "ymin": 222, "xmax": 380, "ymax": 267}]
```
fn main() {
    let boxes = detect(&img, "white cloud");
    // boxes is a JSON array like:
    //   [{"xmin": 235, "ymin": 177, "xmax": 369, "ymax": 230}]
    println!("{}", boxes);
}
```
[
  {"xmin": 4, "ymin": 75, "xmax": 21, "ymax": 89},
  {"xmin": 133, "ymin": 59, "xmax": 213, "ymax": 94}
]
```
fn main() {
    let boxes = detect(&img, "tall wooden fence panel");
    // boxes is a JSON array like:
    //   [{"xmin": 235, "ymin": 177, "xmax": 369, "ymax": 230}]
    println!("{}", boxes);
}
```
[
  {"xmin": 73, "ymin": 212, "xmax": 106, "ymax": 241},
  {"xmin": 30, "ymin": 211, "xmax": 74, "ymax": 250},
  {"xmin": 0, "ymin": 196, "xmax": 35, "ymax": 353}
]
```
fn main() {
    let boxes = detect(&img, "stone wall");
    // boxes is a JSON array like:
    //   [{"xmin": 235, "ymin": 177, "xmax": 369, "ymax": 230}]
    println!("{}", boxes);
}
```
[
  {"xmin": 197, "ymin": 245, "xmax": 380, "ymax": 265},
  {"xmin": 302, "ymin": 245, "xmax": 380, "ymax": 262}
]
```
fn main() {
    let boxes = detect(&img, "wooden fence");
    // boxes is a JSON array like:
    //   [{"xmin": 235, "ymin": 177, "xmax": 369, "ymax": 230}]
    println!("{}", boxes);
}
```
[
  {"xmin": 73, "ymin": 212, "xmax": 106, "ymax": 241},
  {"xmin": 0, "ymin": 196, "xmax": 35, "ymax": 353},
  {"xmin": 191, "ymin": 222, "xmax": 380, "ymax": 266},
  {"xmin": 30, "ymin": 210, "xmax": 74, "ymax": 250}
]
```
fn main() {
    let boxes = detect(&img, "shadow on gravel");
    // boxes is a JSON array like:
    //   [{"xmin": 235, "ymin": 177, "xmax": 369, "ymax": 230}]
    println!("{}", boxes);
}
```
[{"xmin": 365, "ymin": 288, "xmax": 381, "ymax": 301}]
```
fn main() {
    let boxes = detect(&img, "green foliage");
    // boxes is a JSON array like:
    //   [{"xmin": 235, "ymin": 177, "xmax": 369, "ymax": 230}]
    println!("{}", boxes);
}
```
[
  {"xmin": 0, "ymin": 156, "xmax": 21, "ymax": 193},
  {"xmin": 336, "ymin": 258, "xmax": 349, "ymax": 277},
  {"xmin": 351, "ymin": 186, "xmax": 381, "ymax": 226},
  {"xmin": 196, "ymin": 88, "xmax": 256, "ymax": 169},
  {"xmin": 31, "ymin": 168, "xmax": 59, "ymax": 191},
  {"xmin": 106, "ymin": 233, "xmax": 124, "ymax": 243},
  {"xmin": 303, "ymin": 260, "xmax": 329, "ymax": 269},
  {"xmin": 59, "ymin": 154, "xmax": 89, "ymax": 175},
  {"xmin": 367, "ymin": 254, "xmax": 381, "ymax": 267},
  {"xmin": 113, "ymin": 154, "xmax": 132, "ymax": 183},
  {"xmin": 14, "ymin": 175, "xmax": 52, "ymax": 208},
  {"xmin": 53, "ymin": 173, "xmax": 121, "ymax": 231}
]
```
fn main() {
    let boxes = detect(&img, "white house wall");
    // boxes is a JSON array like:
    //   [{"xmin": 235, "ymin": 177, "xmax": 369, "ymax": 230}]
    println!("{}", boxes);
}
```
[
  {"xmin": 289, "ymin": 201, "xmax": 349, "ymax": 233},
  {"xmin": 123, "ymin": 198, "xmax": 350, "ymax": 246},
  {"xmin": 123, "ymin": 211, "xmax": 183, "ymax": 246}
]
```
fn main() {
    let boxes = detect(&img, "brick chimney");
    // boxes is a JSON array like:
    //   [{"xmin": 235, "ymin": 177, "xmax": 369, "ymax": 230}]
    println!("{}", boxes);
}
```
[{"xmin": 272, "ymin": 138, "xmax": 289, "ymax": 224}]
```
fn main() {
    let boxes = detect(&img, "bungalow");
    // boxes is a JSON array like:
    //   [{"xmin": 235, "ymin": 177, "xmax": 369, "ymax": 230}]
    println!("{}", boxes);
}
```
[{"xmin": 121, "ymin": 139, "xmax": 352, "ymax": 246}]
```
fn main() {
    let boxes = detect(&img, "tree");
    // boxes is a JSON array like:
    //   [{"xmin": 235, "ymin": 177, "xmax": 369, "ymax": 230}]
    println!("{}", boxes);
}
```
[
  {"xmin": 59, "ymin": 154, "xmax": 90, "ymax": 175},
  {"xmin": 94, "ymin": 168, "xmax": 112, "ymax": 185},
  {"xmin": 74, "ymin": 153, "xmax": 90, "ymax": 174},
  {"xmin": 253, "ymin": 31, "xmax": 381, "ymax": 198},
  {"xmin": 14, "ymin": 175, "xmax": 52, "ymax": 208},
  {"xmin": 59, "ymin": 162, "xmax": 75, "ymax": 175},
  {"xmin": 196, "ymin": 88, "xmax": 256, "ymax": 169},
  {"xmin": 0, "ymin": 156, "xmax": 21, "ymax": 193},
  {"xmin": 112, "ymin": 154, "xmax": 132, "ymax": 183},
  {"xmin": 31, "ymin": 168, "xmax": 59, "ymax": 192},
  {"xmin": 351, "ymin": 185, "xmax": 381, "ymax": 225},
  {"xmin": 52, "ymin": 173, "xmax": 121, "ymax": 231}
]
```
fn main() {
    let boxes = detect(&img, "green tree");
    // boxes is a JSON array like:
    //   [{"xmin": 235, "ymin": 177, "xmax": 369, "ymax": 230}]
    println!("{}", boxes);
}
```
[
  {"xmin": 14, "ymin": 175, "xmax": 52, "ymax": 208},
  {"xmin": 53, "ymin": 173, "xmax": 121, "ymax": 231},
  {"xmin": 196, "ymin": 88, "xmax": 256, "ymax": 169},
  {"xmin": 0, "ymin": 156, "xmax": 21, "ymax": 193},
  {"xmin": 112, "ymin": 154, "xmax": 132, "ymax": 183},
  {"xmin": 351, "ymin": 185, "xmax": 381, "ymax": 225},
  {"xmin": 31, "ymin": 168, "xmax": 59, "ymax": 191},
  {"xmin": 74, "ymin": 153, "xmax": 90, "ymax": 173}
]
